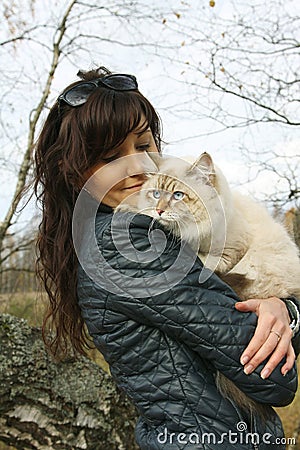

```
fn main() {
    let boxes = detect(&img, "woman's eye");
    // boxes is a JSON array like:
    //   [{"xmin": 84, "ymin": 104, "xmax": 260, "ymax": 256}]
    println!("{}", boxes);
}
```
[
  {"xmin": 172, "ymin": 191, "xmax": 184, "ymax": 201},
  {"xmin": 152, "ymin": 190, "xmax": 161, "ymax": 199},
  {"xmin": 137, "ymin": 143, "xmax": 150, "ymax": 151}
]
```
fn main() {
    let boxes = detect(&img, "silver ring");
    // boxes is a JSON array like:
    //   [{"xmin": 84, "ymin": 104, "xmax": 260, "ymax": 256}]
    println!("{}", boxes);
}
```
[{"xmin": 270, "ymin": 330, "xmax": 282, "ymax": 342}]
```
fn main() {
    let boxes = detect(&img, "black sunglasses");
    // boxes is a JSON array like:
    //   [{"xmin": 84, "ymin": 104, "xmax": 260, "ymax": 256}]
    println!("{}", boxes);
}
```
[{"xmin": 58, "ymin": 74, "xmax": 138, "ymax": 107}]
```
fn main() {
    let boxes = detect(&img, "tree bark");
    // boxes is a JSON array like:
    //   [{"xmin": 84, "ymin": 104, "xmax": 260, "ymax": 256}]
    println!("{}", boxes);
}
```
[{"xmin": 0, "ymin": 313, "xmax": 138, "ymax": 450}]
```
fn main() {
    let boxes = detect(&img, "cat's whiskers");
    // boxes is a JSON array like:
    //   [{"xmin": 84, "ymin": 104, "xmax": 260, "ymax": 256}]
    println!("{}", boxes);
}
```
[{"xmin": 160, "ymin": 211, "xmax": 180, "ymax": 221}]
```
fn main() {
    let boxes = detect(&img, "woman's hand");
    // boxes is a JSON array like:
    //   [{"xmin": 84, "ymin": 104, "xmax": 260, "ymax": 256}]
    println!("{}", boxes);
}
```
[{"xmin": 235, "ymin": 297, "xmax": 295, "ymax": 379}]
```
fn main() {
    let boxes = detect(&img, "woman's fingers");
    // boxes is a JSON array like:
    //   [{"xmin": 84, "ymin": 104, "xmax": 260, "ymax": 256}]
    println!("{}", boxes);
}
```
[
  {"xmin": 235, "ymin": 297, "xmax": 295, "ymax": 378},
  {"xmin": 243, "ymin": 329, "xmax": 292, "ymax": 378},
  {"xmin": 235, "ymin": 299, "xmax": 260, "ymax": 314},
  {"xmin": 280, "ymin": 343, "xmax": 296, "ymax": 376},
  {"xmin": 236, "ymin": 300, "xmax": 276, "ymax": 365}
]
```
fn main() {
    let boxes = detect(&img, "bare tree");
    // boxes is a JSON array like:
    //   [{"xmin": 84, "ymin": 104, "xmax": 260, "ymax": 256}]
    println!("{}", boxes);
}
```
[
  {"xmin": 0, "ymin": 0, "xmax": 183, "ymax": 264},
  {"xmin": 197, "ymin": 0, "xmax": 300, "ymax": 207},
  {"xmin": 1, "ymin": 0, "xmax": 75, "ymax": 256},
  {"xmin": 158, "ymin": 0, "xmax": 299, "ymax": 128},
  {"xmin": 155, "ymin": 0, "xmax": 299, "ymax": 207},
  {"xmin": 1, "ymin": 0, "xmax": 299, "ymax": 261},
  {"xmin": 0, "ymin": 225, "xmax": 38, "ymax": 294}
]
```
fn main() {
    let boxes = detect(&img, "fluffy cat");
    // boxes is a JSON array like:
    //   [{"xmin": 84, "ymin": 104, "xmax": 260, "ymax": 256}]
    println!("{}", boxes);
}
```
[
  {"xmin": 120, "ymin": 151, "xmax": 300, "ymax": 299},
  {"xmin": 116, "ymin": 151, "xmax": 300, "ymax": 418}
]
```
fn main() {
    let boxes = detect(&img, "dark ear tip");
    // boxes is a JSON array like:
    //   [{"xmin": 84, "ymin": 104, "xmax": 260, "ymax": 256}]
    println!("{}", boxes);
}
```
[
  {"xmin": 201, "ymin": 151, "xmax": 212, "ymax": 160},
  {"xmin": 188, "ymin": 151, "xmax": 214, "ymax": 172}
]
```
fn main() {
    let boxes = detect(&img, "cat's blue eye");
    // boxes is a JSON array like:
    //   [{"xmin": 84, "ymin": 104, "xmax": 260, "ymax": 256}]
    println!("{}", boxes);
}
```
[
  {"xmin": 172, "ymin": 191, "xmax": 185, "ymax": 201},
  {"xmin": 152, "ymin": 190, "xmax": 161, "ymax": 199}
]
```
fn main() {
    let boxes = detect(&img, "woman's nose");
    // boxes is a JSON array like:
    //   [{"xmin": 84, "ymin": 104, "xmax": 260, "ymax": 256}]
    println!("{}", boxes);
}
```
[{"xmin": 126, "ymin": 152, "xmax": 147, "ymax": 177}]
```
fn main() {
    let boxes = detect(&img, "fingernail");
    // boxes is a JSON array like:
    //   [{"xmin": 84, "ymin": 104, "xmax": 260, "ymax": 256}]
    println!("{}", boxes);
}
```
[
  {"xmin": 241, "ymin": 355, "xmax": 250, "ymax": 365},
  {"xmin": 282, "ymin": 370, "xmax": 288, "ymax": 377},
  {"xmin": 261, "ymin": 368, "xmax": 270, "ymax": 379},
  {"xmin": 244, "ymin": 364, "xmax": 253, "ymax": 375}
]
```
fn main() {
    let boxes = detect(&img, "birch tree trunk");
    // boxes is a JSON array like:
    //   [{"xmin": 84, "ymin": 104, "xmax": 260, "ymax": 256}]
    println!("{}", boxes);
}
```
[
  {"xmin": 0, "ymin": 314, "xmax": 138, "ymax": 450},
  {"xmin": 0, "ymin": 0, "xmax": 77, "ymax": 259}
]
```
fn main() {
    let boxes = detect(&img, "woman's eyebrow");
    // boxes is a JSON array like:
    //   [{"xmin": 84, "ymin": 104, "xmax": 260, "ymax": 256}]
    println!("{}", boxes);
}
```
[{"xmin": 135, "ymin": 128, "xmax": 151, "ymax": 137}]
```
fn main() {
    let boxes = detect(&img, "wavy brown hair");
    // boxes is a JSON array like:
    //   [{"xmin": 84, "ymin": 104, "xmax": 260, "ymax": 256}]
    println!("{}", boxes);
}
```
[{"xmin": 34, "ymin": 66, "xmax": 162, "ymax": 359}]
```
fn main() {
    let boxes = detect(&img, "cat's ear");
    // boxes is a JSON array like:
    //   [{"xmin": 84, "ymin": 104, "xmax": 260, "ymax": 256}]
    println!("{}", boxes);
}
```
[{"xmin": 187, "ymin": 152, "xmax": 216, "ymax": 185}]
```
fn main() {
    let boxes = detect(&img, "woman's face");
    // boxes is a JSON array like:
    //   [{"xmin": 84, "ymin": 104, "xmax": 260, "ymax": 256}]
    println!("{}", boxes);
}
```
[{"xmin": 85, "ymin": 124, "xmax": 159, "ymax": 207}]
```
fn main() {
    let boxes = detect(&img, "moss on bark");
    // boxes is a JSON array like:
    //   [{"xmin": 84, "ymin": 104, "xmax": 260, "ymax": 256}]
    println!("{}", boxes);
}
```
[{"xmin": 0, "ymin": 314, "xmax": 138, "ymax": 449}]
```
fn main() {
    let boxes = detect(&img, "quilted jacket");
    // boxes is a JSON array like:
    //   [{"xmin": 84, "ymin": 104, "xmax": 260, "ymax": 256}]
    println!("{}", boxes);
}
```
[{"xmin": 77, "ymin": 202, "xmax": 299, "ymax": 450}]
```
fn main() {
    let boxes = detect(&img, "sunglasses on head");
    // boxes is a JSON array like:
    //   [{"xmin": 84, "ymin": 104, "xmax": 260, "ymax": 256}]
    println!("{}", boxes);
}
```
[{"xmin": 58, "ymin": 73, "xmax": 138, "ymax": 107}]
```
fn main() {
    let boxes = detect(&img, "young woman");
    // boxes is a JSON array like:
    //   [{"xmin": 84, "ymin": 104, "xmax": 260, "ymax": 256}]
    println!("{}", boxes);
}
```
[{"xmin": 34, "ymin": 66, "xmax": 300, "ymax": 449}]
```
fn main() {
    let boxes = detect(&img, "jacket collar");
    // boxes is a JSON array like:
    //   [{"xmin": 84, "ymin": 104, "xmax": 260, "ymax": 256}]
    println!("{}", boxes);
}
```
[{"xmin": 98, "ymin": 203, "xmax": 114, "ymax": 214}]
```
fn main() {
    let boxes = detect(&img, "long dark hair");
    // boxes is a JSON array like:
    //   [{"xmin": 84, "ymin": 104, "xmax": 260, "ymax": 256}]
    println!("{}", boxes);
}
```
[{"xmin": 34, "ymin": 66, "xmax": 162, "ymax": 358}]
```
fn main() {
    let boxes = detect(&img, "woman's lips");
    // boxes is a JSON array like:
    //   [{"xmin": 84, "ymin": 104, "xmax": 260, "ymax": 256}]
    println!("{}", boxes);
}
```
[{"xmin": 123, "ymin": 183, "xmax": 144, "ymax": 190}]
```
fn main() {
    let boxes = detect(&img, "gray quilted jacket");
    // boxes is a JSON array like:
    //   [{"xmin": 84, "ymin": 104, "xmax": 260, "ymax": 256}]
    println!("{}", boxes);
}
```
[{"xmin": 77, "ymin": 203, "xmax": 298, "ymax": 450}]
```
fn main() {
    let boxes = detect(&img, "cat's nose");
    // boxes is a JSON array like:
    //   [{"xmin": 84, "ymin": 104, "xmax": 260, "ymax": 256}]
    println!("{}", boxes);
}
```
[{"xmin": 156, "ymin": 209, "xmax": 164, "ymax": 216}]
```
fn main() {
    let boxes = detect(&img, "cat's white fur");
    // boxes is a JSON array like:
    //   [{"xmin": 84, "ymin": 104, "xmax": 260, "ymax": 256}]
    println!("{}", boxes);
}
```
[
  {"xmin": 116, "ymin": 151, "xmax": 300, "ymax": 417},
  {"xmin": 130, "ymin": 152, "xmax": 300, "ymax": 300}
]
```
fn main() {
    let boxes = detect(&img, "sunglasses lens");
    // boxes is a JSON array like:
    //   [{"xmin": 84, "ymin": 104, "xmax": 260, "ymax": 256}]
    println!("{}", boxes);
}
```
[
  {"xmin": 102, "ymin": 75, "xmax": 137, "ymax": 91},
  {"xmin": 64, "ymin": 83, "xmax": 97, "ymax": 106},
  {"xmin": 59, "ymin": 75, "xmax": 138, "ymax": 107}
]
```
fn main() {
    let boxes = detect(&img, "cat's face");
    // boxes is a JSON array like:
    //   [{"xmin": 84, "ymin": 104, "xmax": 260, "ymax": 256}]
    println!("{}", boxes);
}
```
[
  {"xmin": 138, "ymin": 170, "xmax": 214, "ymax": 241},
  {"xmin": 141, "ymin": 175, "xmax": 198, "ymax": 224},
  {"xmin": 136, "ymin": 152, "xmax": 229, "ymax": 247}
]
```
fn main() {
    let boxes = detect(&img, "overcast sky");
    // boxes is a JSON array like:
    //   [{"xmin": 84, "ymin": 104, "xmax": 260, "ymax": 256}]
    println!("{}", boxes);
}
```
[{"xmin": 1, "ymin": 0, "xmax": 299, "ymax": 226}]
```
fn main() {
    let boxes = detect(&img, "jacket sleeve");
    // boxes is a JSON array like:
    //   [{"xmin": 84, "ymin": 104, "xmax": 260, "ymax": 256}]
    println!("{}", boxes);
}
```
[
  {"xmin": 281, "ymin": 296, "xmax": 300, "ymax": 355},
  {"xmin": 83, "ymin": 212, "xmax": 298, "ymax": 407}
]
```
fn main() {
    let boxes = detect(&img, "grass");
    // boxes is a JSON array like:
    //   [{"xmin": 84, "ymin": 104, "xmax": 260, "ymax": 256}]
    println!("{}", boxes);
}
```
[
  {"xmin": 0, "ymin": 292, "xmax": 299, "ymax": 449},
  {"xmin": 0, "ymin": 291, "xmax": 110, "ymax": 371},
  {"xmin": 0, "ymin": 291, "xmax": 46, "ymax": 328},
  {"xmin": 276, "ymin": 387, "xmax": 300, "ymax": 447}
]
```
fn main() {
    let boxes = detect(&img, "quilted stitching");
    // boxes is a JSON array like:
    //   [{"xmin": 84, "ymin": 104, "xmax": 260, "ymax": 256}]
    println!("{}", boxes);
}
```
[{"xmin": 77, "ymin": 210, "xmax": 298, "ymax": 450}]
